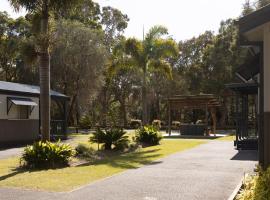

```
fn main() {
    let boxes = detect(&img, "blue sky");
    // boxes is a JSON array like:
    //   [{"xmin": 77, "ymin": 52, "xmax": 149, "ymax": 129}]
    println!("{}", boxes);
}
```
[{"xmin": 1, "ymin": 0, "xmax": 249, "ymax": 41}]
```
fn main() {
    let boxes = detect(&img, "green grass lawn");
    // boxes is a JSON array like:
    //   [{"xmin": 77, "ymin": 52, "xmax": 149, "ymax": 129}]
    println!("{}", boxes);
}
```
[
  {"xmin": 216, "ymin": 135, "xmax": 235, "ymax": 141},
  {"xmin": 0, "ymin": 139, "xmax": 205, "ymax": 192}
]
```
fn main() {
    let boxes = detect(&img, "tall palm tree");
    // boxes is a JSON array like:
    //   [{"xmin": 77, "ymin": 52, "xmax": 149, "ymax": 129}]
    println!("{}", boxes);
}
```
[
  {"xmin": 125, "ymin": 26, "xmax": 178, "ymax": 125},
  {"xmin": 9, "ymin": 0, "xmax": 80, "ymax": 141}
]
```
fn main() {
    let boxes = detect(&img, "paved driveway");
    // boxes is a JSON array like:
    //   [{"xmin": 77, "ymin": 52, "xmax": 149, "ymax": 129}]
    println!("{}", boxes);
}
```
[{"xmin": 0, "ymin": 140, "xmax": 257, "ymax": 200}]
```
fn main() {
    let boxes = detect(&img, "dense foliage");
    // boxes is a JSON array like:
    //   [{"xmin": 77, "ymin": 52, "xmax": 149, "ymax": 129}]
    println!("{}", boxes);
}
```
[
  {"xmin": 90, "ymin": 128, "xmax": 129, "ymax": 150},
  {"xmin": 135, "ymin": 125, "xmax": 162, "ymax": 146},
  {"xmin": 1, "ymin": 0, "xmax": 269, "ymax": 129},
  {"xmin": 236, "ymin": 167, "xmax": 270, "ymax": 200},
  {"xmin": 21, "ymin": 141, "xmax": 74, "ymax": 169}
]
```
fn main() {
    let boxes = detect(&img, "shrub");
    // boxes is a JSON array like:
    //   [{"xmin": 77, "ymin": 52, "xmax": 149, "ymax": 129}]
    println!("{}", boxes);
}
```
[
  {"xmin": 135, "ymin": 125, "xmax": 162, "ymax": 146},
  {"xmin": 130, "ymin": 119, "xmax": 142, "ymax": 129},
  {"xmin": 21, "ymin": 141, "xmax": 74, "ymax": 169},
  {"xmin": 236, "ymin": 166, "xmax": 270, "ymax": 200},
  {"xmin": 79, "ymin": 115, "xmax": 91, "ymax": 129},
  {"xmin": 172, "ymin": 121, "xmax": 181, "ymax": 129},
  {"xmin": 90, "ymin": 128, "xmax": 129, "ymax": 151},
  {"xmin": 75, "ymin": 143, "xmax": 95, "ymax": 158},
  {"xmin": 152, "ymin": 120, "xmax": 161, "ymax": 130}
]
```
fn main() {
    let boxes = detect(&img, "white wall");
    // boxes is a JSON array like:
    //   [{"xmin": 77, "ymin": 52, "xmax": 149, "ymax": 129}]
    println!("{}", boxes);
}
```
[{"xmin": 0, "ymin": 94, "xmax": 39, "ymax": 120}]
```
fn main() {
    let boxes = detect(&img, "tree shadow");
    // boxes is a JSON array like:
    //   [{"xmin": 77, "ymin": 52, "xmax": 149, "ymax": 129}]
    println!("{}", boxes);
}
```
[
  {"xmin": 0, "ymin": 166, "xmax": 29, "ymax": 181},
  {"xmin": 76, "ymin": 148, "xmax": 162, "ymax": 169},
  {"xmin": 231, "ymin": 150, "xmax": 258, "ymax": 161}
]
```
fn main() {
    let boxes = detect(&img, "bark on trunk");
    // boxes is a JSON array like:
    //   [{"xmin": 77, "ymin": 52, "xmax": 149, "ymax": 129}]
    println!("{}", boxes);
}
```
[{"xmin": 40, "ymin": 1, "xmax": 50, "ymax": 142}]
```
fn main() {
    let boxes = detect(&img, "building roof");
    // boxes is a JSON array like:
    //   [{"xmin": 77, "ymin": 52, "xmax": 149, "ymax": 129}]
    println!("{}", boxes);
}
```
[
  {"xmin": 0, "ymin": 81, "xmax": 69, "ymax": 100},
  {"xmin": 238, "ymin": 4, "xmax": 270, "ymax": 34},
  {"xmin": 226, "ymin": 82, "xmax": 258, "ymax": 94}
]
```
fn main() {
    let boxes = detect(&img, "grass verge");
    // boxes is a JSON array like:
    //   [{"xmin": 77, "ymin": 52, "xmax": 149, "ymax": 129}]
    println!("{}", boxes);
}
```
[{"xmin": 0, "ymin": 139, "xmax": 205, "ymax": 192}]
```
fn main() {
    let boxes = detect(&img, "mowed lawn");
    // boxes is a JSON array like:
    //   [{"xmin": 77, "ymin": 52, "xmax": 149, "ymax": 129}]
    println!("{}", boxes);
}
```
[{"xmin": 0, "ymin": 138, "xmax": 205, "ymax": 192}]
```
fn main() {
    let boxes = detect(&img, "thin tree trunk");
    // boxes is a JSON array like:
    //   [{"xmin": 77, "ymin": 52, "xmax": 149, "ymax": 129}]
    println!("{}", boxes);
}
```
[
  {"xmin": 142, "ymin": 65, "xmax": 147, "ymax": 125},
  {"xmin": 120, "ymin": 97, "xmax": 127, "ymax": 127},
  {"xmin": 40, "ymin": 0, "xmax": 50, "ymax": 141}
]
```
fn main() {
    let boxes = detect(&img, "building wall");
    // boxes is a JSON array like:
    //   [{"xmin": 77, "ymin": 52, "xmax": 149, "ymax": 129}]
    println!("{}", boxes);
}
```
[
  {"xmin": 0, "ymin": 94, "xmax": 39, "ymax": 145},
  {"xmin": 0, "ymin": 119, "xmax": 39, "ymax": 144}
]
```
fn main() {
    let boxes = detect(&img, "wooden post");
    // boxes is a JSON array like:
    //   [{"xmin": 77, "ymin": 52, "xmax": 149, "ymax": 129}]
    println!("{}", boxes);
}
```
[
  {"xmin": 205, "ymin": 104, "xmax": 208, "ymax": 135},
  {"xmin": 210, "ymin": 107, "xmax": 217, "ymax": 136},
  {"xmin": 63, "ymin": 100, "xmax": 68, "ymax": 139}
]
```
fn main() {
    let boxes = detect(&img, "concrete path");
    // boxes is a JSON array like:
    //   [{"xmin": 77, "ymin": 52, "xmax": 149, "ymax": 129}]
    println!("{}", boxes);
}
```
[
  {"xmin": 0, "ymin": 147, "xmax": 24, "ymax": 160},
  {"xmin": 0, "ymin": 141, "xmax": 257, "ymax": 200}
]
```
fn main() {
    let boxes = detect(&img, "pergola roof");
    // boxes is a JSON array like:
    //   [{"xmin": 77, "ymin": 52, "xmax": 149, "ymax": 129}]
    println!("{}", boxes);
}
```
[{"xmin": 168, "ymin": 94, "xmax": 220, "ymax": 109}]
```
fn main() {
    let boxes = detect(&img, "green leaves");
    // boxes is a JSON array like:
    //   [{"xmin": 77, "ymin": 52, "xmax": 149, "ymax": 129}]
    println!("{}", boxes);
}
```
[
  {"xmin": 21, "ymin": 141, "xmax": 74, "ymax": 169},
  {"xmin": 90, "ymin": 128, "xmax": 129, "ymax": 151},
  {"xmin": 135, "ymin": 125, "xmax": 162, "ymax": 147}
]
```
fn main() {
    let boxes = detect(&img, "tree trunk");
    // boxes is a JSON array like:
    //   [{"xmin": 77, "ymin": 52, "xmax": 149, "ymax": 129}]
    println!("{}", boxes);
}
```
[
  {"xmin": 142, "ymin": 65, "xmax": 147, "ymax": 125},
  {"xmin": 220, "ymin": 96, "xmax": 228, "ymax": 128},
  {"xmin": 120, "ymin": 97, "xmax": 127, "ymax": 128},
  {"xmin": 40, "ymin": 1, "xmax": 50, "ymax": 142}
]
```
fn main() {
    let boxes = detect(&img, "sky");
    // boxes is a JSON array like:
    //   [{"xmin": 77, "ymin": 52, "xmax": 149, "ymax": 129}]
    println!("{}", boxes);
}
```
[{"xmin": 1, "ymin": 0, "xmax": 248, "ymax": 41}]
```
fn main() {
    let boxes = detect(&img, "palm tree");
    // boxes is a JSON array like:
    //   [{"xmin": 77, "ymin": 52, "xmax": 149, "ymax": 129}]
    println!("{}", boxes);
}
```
[
  {"xmin": 125, "ymin": 26, "xmax": 178, "ymax": 124},
  {"xmin": 9, "ymin": 0, "xmax": 79, "ymax": 141}
]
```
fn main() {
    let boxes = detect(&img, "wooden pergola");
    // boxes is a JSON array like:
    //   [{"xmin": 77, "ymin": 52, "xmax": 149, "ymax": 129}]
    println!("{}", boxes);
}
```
[{"xmin": 167, "ymin": 94, "xmax": 220, "ymax": 136}]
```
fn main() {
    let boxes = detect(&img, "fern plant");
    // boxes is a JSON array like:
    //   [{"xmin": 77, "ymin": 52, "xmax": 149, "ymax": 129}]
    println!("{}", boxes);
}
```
[
  {"xmin": 90, "ymin": 128, "xmax": 129, "ymax": 151},
  {"xmin": 21, "ymin": 141, "xmax": 74, "ymax": 169}
]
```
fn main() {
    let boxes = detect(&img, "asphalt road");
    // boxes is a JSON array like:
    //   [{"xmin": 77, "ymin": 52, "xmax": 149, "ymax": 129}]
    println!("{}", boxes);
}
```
[{"xmin": 0, "ymin": 140, "xmax": 257, "ymax": 200}]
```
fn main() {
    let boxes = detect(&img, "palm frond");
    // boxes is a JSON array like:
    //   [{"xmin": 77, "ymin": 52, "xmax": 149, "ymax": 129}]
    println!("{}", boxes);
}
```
[
  {"xmin": 145, "ymin": 25, "xmax": 168, "ymax": 42},
  {"xmin": 152, "ymin": 38, "xmax": 178, "ymax": 59},
  {"xmin": 148, "ymin": 59, "xmax": 173, "ymax": 80}
]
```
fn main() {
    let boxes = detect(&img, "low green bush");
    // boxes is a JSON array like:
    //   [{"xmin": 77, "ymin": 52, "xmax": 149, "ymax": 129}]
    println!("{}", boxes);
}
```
[
  {"xmin": 236, "ymin": 166, "xmax": 270, "ymax": 200},
  {"xmin": 75, "ymin": 143, "xmax": 95, "ymax": 158},
  {"xmin": 21, "ymin": 141, "xmax": 74, "ymax": 169},
  {"xmin": 79, "ymin": 115, "xmax": 92, "ymax": 129},
  {"xmin": 134, "ymin": 125, "xmax": 162, "ymax": 147},
  {"xmin": 152, "ymin": 120, "xmax": 161, "ymax": 130},
  {"xmin": 130, "ymin": 119, "xmax": 142, "ymax": 129},
  {"xmin": 90, "ymin": 128, "xmax": 129, "ymax": 151}
]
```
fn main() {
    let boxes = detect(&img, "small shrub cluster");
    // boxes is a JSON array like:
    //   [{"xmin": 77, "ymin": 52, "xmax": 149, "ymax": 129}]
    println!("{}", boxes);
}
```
[
  {"xmin": 21, "ymin": 141, "xmax": 74, "ymax": 169},
  {"xmin": 172, "ymin": 121, "xmax": 181, "ymax": 129},
  {"xmin": 236, "ymin": 166, "xmax": 270, "ymax": 200},
  {"xmin": 79, "ymin": 115, "xmax": 91, "ymax": 129},
  {"xmin": 130, "ymin": 119, "xmax": 142, "ymax": 129},
  {"xmin": 152, "ymin": 120, "xmax": 161, "ymax": 130},
  {"xmin": 90, "ymin": 128, "xmax": 129, "ymax": 151},
  {"xmin": 75, "ymin": 143, "xmax": 96, "ymax": 158},
  {"xmin": 134, "ymin": 125, "xmax": 162, "ymax": 147}
]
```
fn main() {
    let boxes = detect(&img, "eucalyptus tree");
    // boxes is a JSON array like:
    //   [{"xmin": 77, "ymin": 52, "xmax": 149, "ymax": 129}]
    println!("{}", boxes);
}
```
[
  {"xmin": 8, "ymin": 0, "xmax": 81, "ymax": 141},
  {"xmin": 242, "ymin": 0, "xmax": 255, "ymax": 16},
  {"xmin": 125, "ymin": 26, "xmax": 178, "ymax": 124},
  {"xmin": 51, "ymin": 20, "xmax": 107, "ymax": 126},
  {"xmin": 0, "ymin": 11, "xmax": 32, "ymax": 82},
  {"xmin": 257, "ymin": 0, "xmax": 270, "ymax": 8}
]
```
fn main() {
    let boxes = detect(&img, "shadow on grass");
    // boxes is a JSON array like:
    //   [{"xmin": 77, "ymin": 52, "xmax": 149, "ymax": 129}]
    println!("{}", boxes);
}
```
[{"xmin": 76, "ymin": 148, "xmax": 162, "ymax": 169}]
